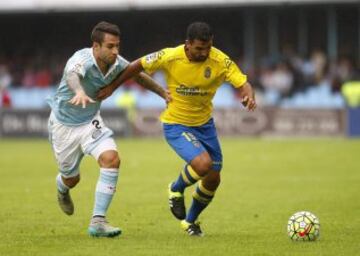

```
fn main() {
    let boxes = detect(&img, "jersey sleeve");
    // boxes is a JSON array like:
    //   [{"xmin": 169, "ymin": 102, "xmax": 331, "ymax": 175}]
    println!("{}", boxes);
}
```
[
  {"xmin": 64, "ymin": 53, "xmax": 91, "ymax": 78},
  {"xmin": 140, "ymin": 49, "xmax": 169, "ymax": 74},
  {"xmin": 224, "ymin": 58, "xmax": 247, "ymax": 88}
]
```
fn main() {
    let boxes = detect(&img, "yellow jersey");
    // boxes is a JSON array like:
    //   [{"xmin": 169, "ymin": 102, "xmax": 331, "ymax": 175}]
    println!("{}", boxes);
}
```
[{"xmin": 141, "ymin": 45, "xmax": 247, "ymax": 126}]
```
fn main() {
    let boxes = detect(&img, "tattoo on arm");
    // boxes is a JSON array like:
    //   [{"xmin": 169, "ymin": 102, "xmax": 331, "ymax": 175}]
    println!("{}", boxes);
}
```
[
  {"xmin": 134, "ymin": 72, "xmax": 165, "ymax": 98},
  {"xmin": 66, "ymin": 72, "xmax": 84, "ymax": 93}
]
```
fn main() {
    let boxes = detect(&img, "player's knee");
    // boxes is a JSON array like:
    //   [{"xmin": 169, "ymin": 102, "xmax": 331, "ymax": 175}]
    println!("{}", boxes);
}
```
[
  {"xmin": 98, "ymin": 150, "xmax": 121, "ymax": 168},
  {"xmin": 63, "ymin": 175, "xmax": 80, "ymax": 188},
  {"xmin": 200, "ymin": 159, "xmax": 213, "ymax": 173},
  {"xmin": 191, "ymin": 155, "xmax": 213, "ymax": 176}
]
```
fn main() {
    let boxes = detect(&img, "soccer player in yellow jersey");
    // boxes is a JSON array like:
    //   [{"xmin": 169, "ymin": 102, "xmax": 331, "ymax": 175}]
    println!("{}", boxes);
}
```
[{"xmin": 98, "ymin": 22, "xmax": 256, "ymax": 236}]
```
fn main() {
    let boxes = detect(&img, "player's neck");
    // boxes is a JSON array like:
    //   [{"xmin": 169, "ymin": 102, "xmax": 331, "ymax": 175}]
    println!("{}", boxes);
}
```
[
  {"xmin": 95, "ymin": 57, "xmax": 110, "ymax": 75},
  {"xmin": 92, "ymin": 49, "xmax": 110, "ymax": 75}
]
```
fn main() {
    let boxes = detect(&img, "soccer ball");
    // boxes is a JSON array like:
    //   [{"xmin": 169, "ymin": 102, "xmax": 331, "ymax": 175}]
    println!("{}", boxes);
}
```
[{"xmin": 287, "ymin": 211, "xmax": 320, "ymax": 241}]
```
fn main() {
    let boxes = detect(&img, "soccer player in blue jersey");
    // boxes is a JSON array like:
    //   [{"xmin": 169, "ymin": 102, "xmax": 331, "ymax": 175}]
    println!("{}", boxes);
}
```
[
  {"xmin": 47, "ymin": 21, "xmax": 170, "ymax": 237},
  {"xmin": 97, "ymin": 22, "xmax": 256, "ymax": 236}
]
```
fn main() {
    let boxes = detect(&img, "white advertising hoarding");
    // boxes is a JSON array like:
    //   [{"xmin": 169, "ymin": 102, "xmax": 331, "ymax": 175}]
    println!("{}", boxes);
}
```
[{"xmin": 0, "ymin": 0, "xmax": 357, "ymax": 12}]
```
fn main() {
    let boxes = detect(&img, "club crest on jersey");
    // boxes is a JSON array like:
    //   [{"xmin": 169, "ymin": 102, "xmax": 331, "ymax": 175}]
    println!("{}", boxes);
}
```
[
  {"xmin": 204, "ymin": 67, "xmax": 211, "ymax": 78},
  {"xmin": 224, "ymin": 58, "xmax": 233, "ymax": 69}
]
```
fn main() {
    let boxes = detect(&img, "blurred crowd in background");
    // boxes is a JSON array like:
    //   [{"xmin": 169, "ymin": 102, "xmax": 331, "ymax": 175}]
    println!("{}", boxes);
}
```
[
  {"xmin": 0, "ymin": 48, "xmax": 357, "ymax": 91},
  {"xmin": 1, "ymin": 4, "xmax": 360, "ymax": 109},
  {"xmin": 1, "ymin": 49, "xmax": 358, "ymax": 109}
]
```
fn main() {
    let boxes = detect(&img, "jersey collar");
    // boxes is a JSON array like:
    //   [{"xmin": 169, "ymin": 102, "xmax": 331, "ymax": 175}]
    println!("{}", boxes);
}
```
[{"xmin": 91, "ymin": 48, "xmax": 119, "ymax": 79}]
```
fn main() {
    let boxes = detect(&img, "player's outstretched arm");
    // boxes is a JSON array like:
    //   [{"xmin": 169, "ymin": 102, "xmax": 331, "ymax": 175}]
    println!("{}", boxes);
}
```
[
  {"xmin": 97, "ymin": 59, "xmax": 144, "ymax": 101},
  {"xmin": 67, "ymin": 72, "xmax": 95, "ymax": 108},
  {"xmin": 133, "ymin": 73, "xmax": 172, "ymax": 104},
  {"xmin": 237, "ymin": 82, "xmax": 257, "ymax": 111}
]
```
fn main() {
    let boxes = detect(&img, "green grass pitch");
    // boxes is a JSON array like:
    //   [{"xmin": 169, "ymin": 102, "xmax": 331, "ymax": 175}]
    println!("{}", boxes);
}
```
[{"xmin": 0, "ymin": 138, "xmax": 359, "ymax": 256}]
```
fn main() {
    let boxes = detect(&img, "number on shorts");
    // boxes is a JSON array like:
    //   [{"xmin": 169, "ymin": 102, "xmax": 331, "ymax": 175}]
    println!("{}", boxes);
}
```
[{"xmin": 92, "ymin": 119, "xmax": 102, "ymax": 129}]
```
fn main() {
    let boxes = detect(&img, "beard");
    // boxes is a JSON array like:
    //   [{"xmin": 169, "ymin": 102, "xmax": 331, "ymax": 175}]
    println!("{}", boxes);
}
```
[
  {"xmin": 193, "ymin": 55, "xmax": 208, "ymax": 62},
  {"xmin": 106, "ymin": 57, "xmax": 116, "ymax": 65}
]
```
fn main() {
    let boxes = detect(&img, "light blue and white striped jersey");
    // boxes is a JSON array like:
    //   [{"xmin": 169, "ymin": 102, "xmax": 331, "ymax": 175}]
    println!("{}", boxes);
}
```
[{"xmin": 48, "ymin": 48, "xmax": 128, "ymax": 125}]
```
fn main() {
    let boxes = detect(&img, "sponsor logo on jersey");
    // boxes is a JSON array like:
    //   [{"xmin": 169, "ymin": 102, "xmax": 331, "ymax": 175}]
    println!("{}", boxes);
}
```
[
  {"xmin": 176, "ymin": 85, "xmax": 208, "ymax": 96},
  {"xmin": 145, "ymin": 51, "xmax": 165, "ymax": 64},
  {"xmin": 224, "ymin": 58, "xmax": 233, "ymax": 69}
]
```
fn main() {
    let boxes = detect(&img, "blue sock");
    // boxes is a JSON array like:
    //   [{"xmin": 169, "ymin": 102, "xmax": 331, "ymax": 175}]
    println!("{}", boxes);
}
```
[
  {"xmin": 56, "ymin": 174, "xmax": 69, "ymax": 194},
  {"xmin": 186, "ymin": 181, "xmax": 215, "ymax": 223},
  {"xmin": 171, "ymin": 164, "xmax": 202, "ymax": 193},
  {"xmin": 93, "ymin": 168, "xmax": 119, "ymax": 217},
  {"xmin": 186, "ymin": 198, "xmax": 208, "ymax": 223}
]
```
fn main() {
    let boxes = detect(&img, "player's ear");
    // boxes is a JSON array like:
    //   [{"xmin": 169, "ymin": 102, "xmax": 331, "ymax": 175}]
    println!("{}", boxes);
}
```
[
  {"xmin": 93, "ymin": 42, "xmax": 101, "ymax": 50},
  {"xmin": 185, "ymin": 39, "xmax": 191, "ymax": 49},
  {"xmin": 209, "ymin": 38, "xmax": 214, "ymax": 46}
]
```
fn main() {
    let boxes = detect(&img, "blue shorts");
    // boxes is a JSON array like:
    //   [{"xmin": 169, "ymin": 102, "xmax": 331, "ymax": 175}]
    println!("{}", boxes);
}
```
[{"xmin": 163, "ymin": 118, "xmax": 223, "ymax": 172}]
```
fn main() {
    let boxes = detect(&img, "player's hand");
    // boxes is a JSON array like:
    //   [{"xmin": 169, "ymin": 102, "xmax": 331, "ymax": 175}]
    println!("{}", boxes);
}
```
[
  {"xmin": 97, "ymin": 85, "xmax": 116, "ymax": 101},
  {"xmin": 241, "ymin": 95, "xmax": 256, "ymax": 111},
  {"xmin": 68, "ymin": 91, "xmax": 96, "ymax": 108},
  {"xmin": 238, "ymin": 83, "xmax": 257, "ymax": 111},
  {"xmin": 164, "ymin": 89, "xmax": 172, "ymax": 105}
]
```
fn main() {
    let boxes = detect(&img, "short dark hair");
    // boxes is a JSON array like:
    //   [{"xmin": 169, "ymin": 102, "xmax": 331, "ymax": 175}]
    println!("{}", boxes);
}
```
[
  {"xmin": 91, "ymin": 21, "xmax": 120, "ymax": 44},
  {"xmin": 186, "ymin": 22, "xmax": 213, "ymax": 42}
]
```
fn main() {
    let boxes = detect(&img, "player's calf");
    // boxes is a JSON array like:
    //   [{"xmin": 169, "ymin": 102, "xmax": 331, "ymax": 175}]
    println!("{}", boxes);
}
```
[
  {"xmin": 202, "ymin": 171, "xmax": 220, "ymax": 191},
  {"xmin": 186, "ymin": 180, "xmax": 215, "ymax": 222}
]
